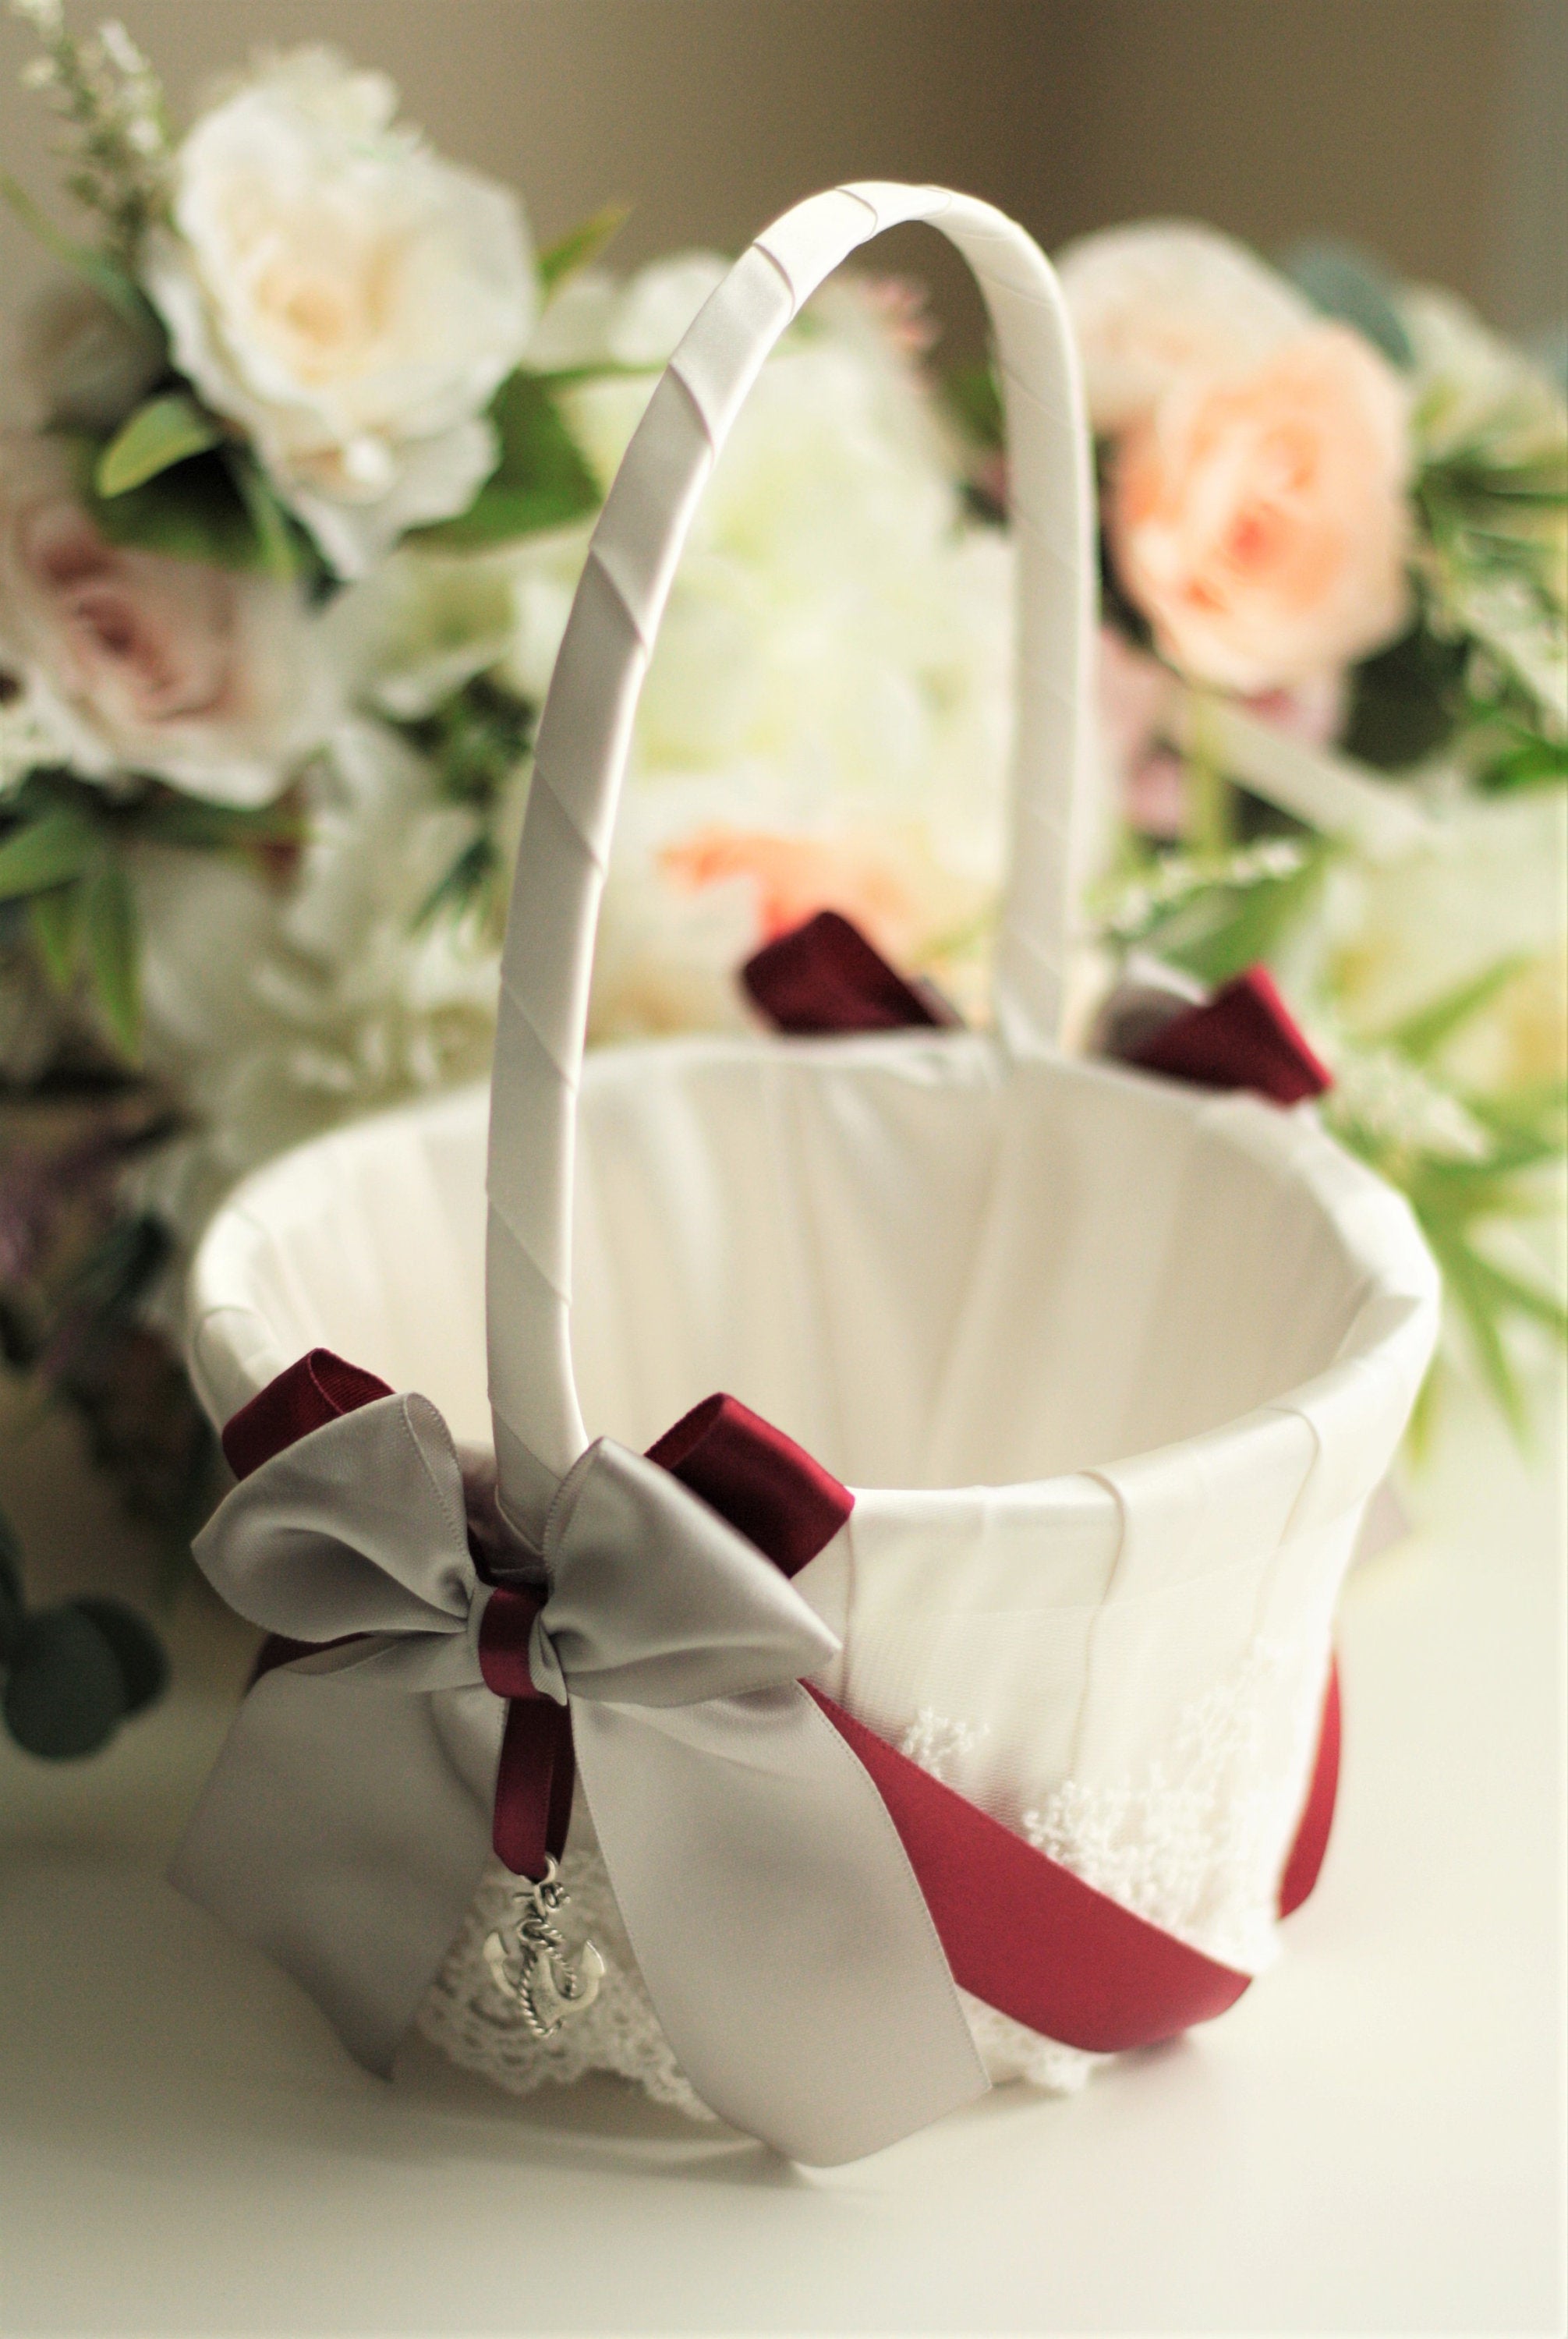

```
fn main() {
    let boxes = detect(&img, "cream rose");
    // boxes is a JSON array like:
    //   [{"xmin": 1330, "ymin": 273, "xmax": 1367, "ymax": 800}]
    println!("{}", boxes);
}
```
[
  {"xmin": 0, "ymin": 432, "xmax": 333, "ymax": 804},
  {"xmin": 1110, "ymin": 325, "xmax": 1413, "ymax": 692},
  {"xmin": 1057, "ymin": 221, "xmax": 1313, "ymax": 434},
  {"xmin": 143, "ymin": 48, "xmax": 537, "ymax": 579}
]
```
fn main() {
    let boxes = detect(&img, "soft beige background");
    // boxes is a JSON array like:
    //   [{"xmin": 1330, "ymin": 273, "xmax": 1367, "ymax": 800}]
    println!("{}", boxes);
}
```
[{"xmin": 2, "ymin": 0, "xmax": 1563, "ymax": 370}]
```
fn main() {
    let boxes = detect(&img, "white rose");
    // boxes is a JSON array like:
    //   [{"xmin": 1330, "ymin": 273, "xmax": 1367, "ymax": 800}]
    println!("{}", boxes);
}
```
[
  {"xmin": 321, "ymin": 544, "xmax": 522, "ymax": 720},
  {"xmin": 1057, "ymin": 221, "xmax": 1313, "ymax": 434},
  {"xmin": 143, "ymin": 48, "xmax": 538, "ymax": 579},
  {"xmin": 131, "ymin": 717, "xmax": 500, "ymax": 1233},
  {"xmin": 527, "ymin": 253, "xmax": 729, "ymax": 376},
  {"xmin": 0, "ymin": 431, "xmax": 334, "ymax": 804}
]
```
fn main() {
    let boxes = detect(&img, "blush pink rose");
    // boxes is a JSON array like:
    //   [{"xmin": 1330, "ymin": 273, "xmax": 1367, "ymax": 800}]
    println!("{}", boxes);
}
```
[
  {"xmin": 0, "ymin": 433, "xmax": 331, "ymax": 805},
  {"xmin": 1109, "ymin": 325, "xmax": 1412, "ymax": 693}
]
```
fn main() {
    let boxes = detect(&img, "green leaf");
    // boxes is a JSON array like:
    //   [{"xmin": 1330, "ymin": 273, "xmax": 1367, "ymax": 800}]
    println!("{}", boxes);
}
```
[
  {"xmin": 413, "ymin": 833, "xmax": 501, "ymax": 932},
  {"xmin": 63, "ymin": 437, "xmax": 267, "ymax": 571},
  {"xmin": 2, "ymin": 1605, "xmax": 127, "ymax": 1760},
  {"xmin": 0, "ymin": 172, "xmax": 161, "ymax": 335},
  {"xmin": 1467, "ymin": 1078, "xmax": 1568, "ymax": 1152},
  {"xmin": 1283, "ymin": 238, "xmax": 1414, "ymax": 369},
  {"xmin": 946, "ymin": 360, "xmax": 1004, "ymax": 453},
  {"xmin": 1343, "ymin": 623, "xmax": 1467, "ymax": 770},
  {"xmin": 1140, "ymin": 851, "xmax": 1326, "ymax": 987},
  {"xmin": 224, "ymin": 450, "xmax": 304, "ymax": 584},
  {"xmin": 135, "ymin": 793, "xmax": 304, "ymax": 854},
  {"xmin": 537, "ymin": 203, "xmax": 630, "ymax": 295},
  {"xmin": 1428, "ymin": 1230, "xmax": 1531, "ymax": 1441},
  {"xmin": 1385, "ymin": 954, "xmax": 1533, "ymax": 1064},
  {"xmin": 97, "ymin": 393, "xmax": 223, "ymax": 497},
  {"xmin": 1476, "ymin": 729, "xmax": 1568, "ymax": 793},
  {"xmin": 412, "ymin": 372, "xmax": 601, "ymax": 549},
  {"xmin": 0, "ymin": 809, "xmax": 97, "ymax": 900},
  {"xmin": 82, "ymin": 851, "xmax": 141, "ymax": 1060},
  {"xmin": 27, "ymin": 881, "xmax": 84, "ymax": 991}
]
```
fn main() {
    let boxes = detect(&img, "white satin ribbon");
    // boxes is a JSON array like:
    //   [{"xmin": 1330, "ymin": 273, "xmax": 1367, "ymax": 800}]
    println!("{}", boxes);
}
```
[{"xmin": 172, "ymin": 1392, "xmax": 986, "ymax": 2164}]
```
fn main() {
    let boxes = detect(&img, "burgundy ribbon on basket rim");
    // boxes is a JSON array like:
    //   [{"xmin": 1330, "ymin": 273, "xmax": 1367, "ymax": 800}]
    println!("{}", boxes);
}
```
[
  {"xmin": 226, "ymin": 1349, "xmax": 1340, "ymax": 2058},
  {"xmin": 743, "ymin": 910, "xmax": 961, "ymax": 1037},
  {"xmin": 1125, "ymin": 965, "xmax": 1333, "ymax": 1106},
  {"xmin": 742, "ymin": 907, "xmax": 1333, "ymax": 1111}
]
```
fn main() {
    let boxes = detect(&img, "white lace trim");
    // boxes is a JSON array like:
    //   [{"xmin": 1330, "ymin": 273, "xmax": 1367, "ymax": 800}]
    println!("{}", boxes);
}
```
[
  {"xmin": 415, "ymin": 1838, "xmax": 716, "ymax": 2123},
  {"xmin": 416, "ymin": 1637, "xmax": 1301, "ymax": 2117},
  {"xmin": 1021, "ymin": 1637, "xmax": 1294, "ymax": 1977}
]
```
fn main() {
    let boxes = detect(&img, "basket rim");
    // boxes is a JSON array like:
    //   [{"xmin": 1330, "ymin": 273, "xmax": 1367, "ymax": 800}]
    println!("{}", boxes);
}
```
[{"xmin": 188, "ymin": 1032, "xmax": 1439, "ymax": 1527}]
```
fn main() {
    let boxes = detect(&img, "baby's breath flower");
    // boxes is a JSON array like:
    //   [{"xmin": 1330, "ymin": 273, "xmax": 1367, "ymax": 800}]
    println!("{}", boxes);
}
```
[
  {"xmin": 9, "ymin": 0, "xmax": 170, "ymax": 260},
  {"xmin": 1099, "ymin": 837, "xmax": 1308, "ymax": 945}
]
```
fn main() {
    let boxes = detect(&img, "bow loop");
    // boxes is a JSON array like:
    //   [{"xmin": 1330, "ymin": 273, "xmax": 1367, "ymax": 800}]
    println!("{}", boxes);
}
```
[
  {"xmin": 193, "ymin": 1392, "xmax": 481, "ymax": 1691},
  {"xmin": 536, "ymin": 1439, "xmax": 841, "ymax": 1710}
]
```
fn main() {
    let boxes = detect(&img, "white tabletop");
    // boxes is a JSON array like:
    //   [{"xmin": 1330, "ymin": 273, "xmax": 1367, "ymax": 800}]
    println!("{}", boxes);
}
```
[{"xmin": 2, "ymin": 1389, "xmax": 1563, "ymax": 2337}]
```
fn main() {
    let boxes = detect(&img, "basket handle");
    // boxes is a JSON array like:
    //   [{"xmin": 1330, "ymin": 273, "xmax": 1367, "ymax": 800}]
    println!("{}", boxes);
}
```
[{"xmin": 487, "ymin": 182, "xmax": 1095, "ymax": 1523}]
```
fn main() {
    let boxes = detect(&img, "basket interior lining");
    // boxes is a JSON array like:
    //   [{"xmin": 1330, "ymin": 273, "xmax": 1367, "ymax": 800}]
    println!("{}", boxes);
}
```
[{"xmin": 212, "ymin": 1047, "xmax": 1373, "ymax": 1489}]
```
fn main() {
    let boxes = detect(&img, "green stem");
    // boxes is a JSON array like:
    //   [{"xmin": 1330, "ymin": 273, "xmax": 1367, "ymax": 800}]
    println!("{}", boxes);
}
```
[{"xmin": 1184, "ymin": 688, "xmax": 1233, "ymax": 858}]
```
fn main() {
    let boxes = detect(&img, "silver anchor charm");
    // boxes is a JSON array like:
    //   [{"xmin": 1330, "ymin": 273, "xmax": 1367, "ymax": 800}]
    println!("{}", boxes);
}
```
[{"xmin": 482, "ymin": 1857, "xmax": 607, "ymax": 2037}]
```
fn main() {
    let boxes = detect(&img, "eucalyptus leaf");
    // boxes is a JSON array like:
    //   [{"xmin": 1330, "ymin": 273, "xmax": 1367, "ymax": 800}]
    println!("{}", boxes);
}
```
[
  {"xmin": 412, "ymin": 372, "xmax": 600, "ymax": 549},
  {"xmin": 538, "ymin": 203, "xmax": 630, "ymax": 294},
  {"xmin": 0, "ymin": 810, "xmax": 96, "ymax": 901},
  {"xmin": 97, "ymin": 393, "xmax": 223, "ymax": 498},
  {"xmin": 83, "ymin": 851, "xmax": 141, "ymax": 1060},
  {"xmin": 2, "ymin": 1605, "xmax": 127, "ymax": 1759},
  {"xmin": 68, "ymin": 1598, "xmax": 168, "ymax": 1716},
  {"xmin": 1283, "ymin": 238, "xmax": 1414, "ymax": 369}
]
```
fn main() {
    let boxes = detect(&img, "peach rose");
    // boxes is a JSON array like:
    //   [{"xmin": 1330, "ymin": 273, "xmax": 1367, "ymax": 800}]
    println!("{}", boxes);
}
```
[
  {"xmin": 1110, "ymin": 325, "xmax": 1412, "ymax": 692},
  {"xmin": 660, "ymin": 825, "xmax": 947, "ymax": 968},
  {"xmin": 0, "ymin": 433, "xmax": 332, "ymax": 804}
]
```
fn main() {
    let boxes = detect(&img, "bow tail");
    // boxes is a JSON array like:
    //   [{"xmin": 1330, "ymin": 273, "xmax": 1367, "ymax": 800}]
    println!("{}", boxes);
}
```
[
  {"xmin": 172, "ymin": 1668, "xmax": 502, "ymax": 2075},
  {"xmin": 492, "ymin": 1693, "xmax": 576, "ymax": 1879},
  {"xmin": 570, "ymin": 1686, "xmax": 987, "ymax": 2167}
]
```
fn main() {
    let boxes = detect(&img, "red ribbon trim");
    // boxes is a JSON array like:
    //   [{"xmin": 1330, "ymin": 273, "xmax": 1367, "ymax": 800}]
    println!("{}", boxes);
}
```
[
  {"xmin": 225, "ymin": 1348, "xmax": 1340, "ymax": 2054},
  {"xmin": 742, "ymin": 910, "xmax": 1333, "ymax": 1115},
  {"xmin": 1278, "ymin": 1658, "xmax": 1341, "ymax": 1916}
]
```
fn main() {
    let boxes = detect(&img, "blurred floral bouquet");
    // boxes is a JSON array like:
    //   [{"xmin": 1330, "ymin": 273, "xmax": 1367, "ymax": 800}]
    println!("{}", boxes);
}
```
[
  {"xmin": 0, "ymin": 3, "xmax": 1562, "ymax": 1757},
  {"xmin": 1050, "ymin": 221, "xmax": 1566, "ymax": 1446}
]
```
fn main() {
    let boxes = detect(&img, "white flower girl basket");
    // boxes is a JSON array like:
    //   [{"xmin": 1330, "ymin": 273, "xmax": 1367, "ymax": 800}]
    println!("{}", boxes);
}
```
[{"xmin": 178, "ymin": 184, "xmax": 1439, "ymax": 2165}]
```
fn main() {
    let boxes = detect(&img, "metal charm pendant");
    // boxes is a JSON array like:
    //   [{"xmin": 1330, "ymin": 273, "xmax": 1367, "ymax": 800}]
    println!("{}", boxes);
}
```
[{"xmin": 481, "ymin": 1857, "xmax": 607, "ymax": 2038}]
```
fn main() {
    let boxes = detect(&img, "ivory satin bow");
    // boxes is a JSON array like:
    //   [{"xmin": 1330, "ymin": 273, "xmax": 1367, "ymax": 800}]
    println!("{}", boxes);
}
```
[{"xmin": 172, "ymin": 1390, "xmax": 986, "ymax": 2164}]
